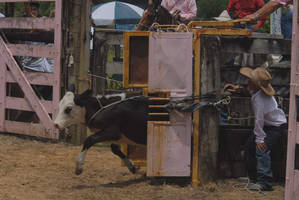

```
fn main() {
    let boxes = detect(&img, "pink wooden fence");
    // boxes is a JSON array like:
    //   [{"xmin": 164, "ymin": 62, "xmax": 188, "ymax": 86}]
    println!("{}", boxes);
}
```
[
  {"xmin": 285, "ymin": 0, "xmax": 299, "ymax": 199},
  {"xmin": 0, "ymin": 0, "xmax": 61, "ymax": 139}
]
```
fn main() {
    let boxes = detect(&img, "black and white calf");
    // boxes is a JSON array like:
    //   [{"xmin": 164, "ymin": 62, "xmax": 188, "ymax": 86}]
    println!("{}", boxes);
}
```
[{"xmin": 54, "ymin": 89, "xmax": 149, "ymax": 175}]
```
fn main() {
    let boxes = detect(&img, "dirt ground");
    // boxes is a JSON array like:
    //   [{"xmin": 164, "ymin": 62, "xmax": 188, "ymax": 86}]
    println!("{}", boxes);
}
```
[{"xmin": 0, "ymin": 134, "xmax": 285, "ymax": 200}]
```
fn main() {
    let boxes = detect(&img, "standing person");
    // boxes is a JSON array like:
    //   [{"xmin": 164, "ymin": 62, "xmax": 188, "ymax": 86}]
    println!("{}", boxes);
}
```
[
  {"xmin": 245, "ymin": 0, "xmax": 293, "ymax": 22},
  {"xmin": 226, "ymin": 67, "xmax": 287, "ymax": 191},
  {"xmin": 227, "ymin": 0, "xmax": 266, "ymax": 31},
  {"xmin": 24, "ymin": 2, "xmax": 41, "ymax": 17},
  {"xmin": 161, "ymin": 0, "xmax": 197, "ymax": 24}
]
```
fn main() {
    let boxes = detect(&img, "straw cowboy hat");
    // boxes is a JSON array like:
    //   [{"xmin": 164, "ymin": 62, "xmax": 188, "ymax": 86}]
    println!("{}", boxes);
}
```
[
  {"xmin": 213, "ymin": 10, "xmax": 231, "ymax": 21},
  {"xmin": 240, "ymin": 67, "xmax": 275, "ymax": 96}
]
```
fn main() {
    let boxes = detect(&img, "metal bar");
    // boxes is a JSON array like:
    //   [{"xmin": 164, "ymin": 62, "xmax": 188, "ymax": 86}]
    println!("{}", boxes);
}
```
[
  {"xmin": 0, "ymin": 36, "xmax": 53, "ymax": 134},
  {"xmin": 188, "ymin": 19, "xmax": 251, "ymax": 29},
  {"xmin": 3, "ymin": 120, "xmax": 52, "ymax": 139},
  {"xmin": 148, "ymin": 113, "xmax": 169, "ymax": 116},
  {"xmin": 6, "ymin": 71, "xmax": 54, "ymax": 85},
  {"xmin": 149, "ymin": 105, "xmax": 167, "ymax": 108},
  {"xmin": 7, "ymin": 44, "xmax": 57, "ymax": 58},
  {"xmin": 0, "ymin": 17, "xmax": 55, "ymax": 30},
  {"xmin": 5, "ymin": 96, "xmax": 53, "ymax": 114},
  {"xmin": 0, "ymin": 56, "xmax": 6, "ymax": 131},
  {"xmin": 192, "ymin": 33, "xmax": 201, "ymax": 187},
  {"xmin": 149, "ymin": 97, "xmax": 170, "ymax": 101}
]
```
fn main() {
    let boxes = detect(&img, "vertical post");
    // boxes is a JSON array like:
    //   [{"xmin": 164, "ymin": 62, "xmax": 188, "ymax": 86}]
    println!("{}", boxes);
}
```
[
  {"xmin": 52, "ymin": 0, "xmax": 63, "ymax": 139},
  {"xmin": 192, "ymin": 33, "xmax": 200, "ymax": 186},
  {"xmin": 285, "ymin": 1, "xmax": 299, "ymax": 199},
  {"xmin": 197, "ymin": 35, "xmax": 221, "ymax": 184},
  {"xmin": 0, "ymin": 59, "xmax": 6, "ymax": 131},
  {"xmin": 64, "ymin": 0, "xmax": 90, "ymax": 144}
]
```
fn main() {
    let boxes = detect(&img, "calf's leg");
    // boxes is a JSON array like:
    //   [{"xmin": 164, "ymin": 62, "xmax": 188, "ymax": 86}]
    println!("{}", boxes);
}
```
[
  {"xmin": 111, "ymin": 144, "xmax": 136, "ymax": 174},
  {"xmin": 76, "ymin": 130, "xmax": 119, "ymax": 175}
]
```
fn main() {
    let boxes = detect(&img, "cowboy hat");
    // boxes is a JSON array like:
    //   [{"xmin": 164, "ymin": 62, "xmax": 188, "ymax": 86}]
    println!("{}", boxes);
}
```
[
  {"xmin": 240, "ymin": 67, "xmax": 275, "ymax": 96},
  {"xmin": 213, "ymin": 10, "xmax": 231, "ymax": 21}
]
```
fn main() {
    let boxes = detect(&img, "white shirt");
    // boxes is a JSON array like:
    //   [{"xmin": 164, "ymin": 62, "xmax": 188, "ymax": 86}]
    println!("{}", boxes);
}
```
[{"xmin": 251, "ymin": 90, "xmax": 287, "ymax": 143}]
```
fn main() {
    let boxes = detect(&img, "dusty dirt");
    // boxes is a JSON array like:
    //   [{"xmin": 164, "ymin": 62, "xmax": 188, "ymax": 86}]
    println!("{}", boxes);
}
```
[{"xmin": 0, "ymin": 134, "xmax": 285, "ymax": 200}]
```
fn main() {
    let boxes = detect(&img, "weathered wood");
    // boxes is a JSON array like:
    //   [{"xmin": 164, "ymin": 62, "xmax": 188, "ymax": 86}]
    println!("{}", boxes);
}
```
[
  {"xmin": 0, "ymin": 17, "xmax": 55, "ymax": 30},
  {"xmin": 197, "ymin": 36, "xmax": 221, "ymax": 184},
  {"xmin": 7, "ymin": 44, "xmax": 56, "ymax": 58},
  {"xmin": 3, "ymin": 30, "xmax": 54, "ymax": 43},
  {"xmin": 220, "ymin": 36, "xmax": 291, "ymax": 55},
  {"xmin": 6, "ymin": 97, "xmax": 53, "ymax": 114},
  {"xmin": 63, "ymin": 0, "xmax": 90, "ymax": 145},
  {"xmin": 6, "ymin": 71, "xmax": 54, "ymax": 85}
]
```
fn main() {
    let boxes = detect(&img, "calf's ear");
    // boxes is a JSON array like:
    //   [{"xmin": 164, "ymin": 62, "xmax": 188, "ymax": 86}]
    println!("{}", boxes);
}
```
[{"xmin": 74, "ymin": 89, "xmax": 93, "ymax": 107}]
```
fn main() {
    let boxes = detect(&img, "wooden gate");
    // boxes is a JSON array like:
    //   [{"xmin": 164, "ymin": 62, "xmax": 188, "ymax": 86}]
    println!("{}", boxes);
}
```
[
  {"xmin": 0, "ymin": 0, "xmax": 62, "ymax": 139},
  {"xmin": 285, "ymin": 0, "xmax": 299, "ymax": 199}
]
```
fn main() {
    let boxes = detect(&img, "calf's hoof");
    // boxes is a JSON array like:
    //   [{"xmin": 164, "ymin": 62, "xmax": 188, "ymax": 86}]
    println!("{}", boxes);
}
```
[{"xmin": 75, "ymin": 168, "xmax": 83, "ymax": 175}]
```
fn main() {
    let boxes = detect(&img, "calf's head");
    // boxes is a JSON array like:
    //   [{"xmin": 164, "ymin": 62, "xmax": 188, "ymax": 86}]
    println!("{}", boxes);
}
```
[{"xmin": 54, "ymin": 90, "xmax": 91, "ymax": 130}]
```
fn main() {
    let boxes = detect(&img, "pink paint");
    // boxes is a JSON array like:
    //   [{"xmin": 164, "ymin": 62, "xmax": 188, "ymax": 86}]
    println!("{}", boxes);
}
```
[
  {"xmin": 0, "ymin": 0, "xmax": 61, "ymax": 139},
  {"xmin": 285, "ymin": 1, "xmax": 299, "ymax": 199}
]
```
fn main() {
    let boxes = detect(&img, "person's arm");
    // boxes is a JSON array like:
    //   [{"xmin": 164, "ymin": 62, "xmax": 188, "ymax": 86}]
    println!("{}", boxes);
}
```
[
  {"xmin": 161, "ymin": 0, "xmax": 170, "ymax": 11},
  {"xmin": 252, "ymin": 96, "xmax": 266, "ymax": 145},
  {"xmin": 253, "ymin": 0, "xmax": 267, "ymax": 29},
  {"xmin": 244, "ymin": 0, "xmax": 283, "ymax": 21},
  {"xmin": 179, "ymin": 0, "xmax": 197, "ymax": 22}
]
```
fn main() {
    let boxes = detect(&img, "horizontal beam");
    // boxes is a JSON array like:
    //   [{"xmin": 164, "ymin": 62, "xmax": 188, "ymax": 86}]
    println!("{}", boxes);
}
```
[
  {"xmin": 0, "ymin": 17, "xmax": 55, "ymax": 30},
  {"xmin": 7, "ymin": 71, "xmax": 55, "ymax": 85},
  {"xmin": 6, "ymin": 96, "xmax": 53, "ymax": 114},
  {"xmin": 3, "ymin": 30, "xmax": 54, "ymax": 43},
  {"xmin": 7, "ymin": 44, "xmax": 57, "ymax": 58},
  {"xmin": 3, "ymin": 120, "xmax": 57, "ymax": 139},
  {"xmin": 219, "ymin": 36, "xmax": 291, "ymax": 55}
]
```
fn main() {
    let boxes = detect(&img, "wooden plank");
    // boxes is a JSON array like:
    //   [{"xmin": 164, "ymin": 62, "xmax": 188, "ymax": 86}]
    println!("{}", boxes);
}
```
[
  {"xmin": 220, "ymin": 36, "xmax": 291, "ymax": 55},
  {"xmin": 0, "ymin": 57, "xmax": 6, "ymax": 131},
  {"xmin": 3, "ymin": 120, "xmax": 52, "ymax": 139},
  {"xmin": 7, "ymin": 71, "xmax": 54, "ymax": 85},
  {"xmin": 197, "ymin": 35, "xmax": 221, "ymax": 184},
  {"xmin": 7, "ymin": 44, "xmax": 57, "ymax": 58},
  {"xmin": 0, "ymin": 17, "xmax": 55, "ymax": 30},
  {"xmin": 5, "ymin": 97, "xmax": 53, "ymax": 114},
  {"xmin": 0, "ymin": 37, "xmax": 53, "ymax": 133}
]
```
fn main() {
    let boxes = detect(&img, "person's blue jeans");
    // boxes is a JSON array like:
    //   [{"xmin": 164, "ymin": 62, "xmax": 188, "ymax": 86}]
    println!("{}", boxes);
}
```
[
  {"xmin": 281, "ymin": 11, "xmax": 293, "ymax": 39},
  {"xmin": 245, "ymin": 124, "xmax": 286, "ymax": 189}
]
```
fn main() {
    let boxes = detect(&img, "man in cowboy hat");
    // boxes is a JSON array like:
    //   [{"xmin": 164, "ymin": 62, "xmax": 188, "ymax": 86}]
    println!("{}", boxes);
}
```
[{"xmin": 225, "ymin": 67, "xmax": 287, "ymax": 191}]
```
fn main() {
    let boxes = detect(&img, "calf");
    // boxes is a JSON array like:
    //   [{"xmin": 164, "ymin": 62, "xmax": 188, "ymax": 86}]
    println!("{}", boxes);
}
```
[{"xmin": 54, "ymin": 89, "xmax": 149, "ymax": 175}]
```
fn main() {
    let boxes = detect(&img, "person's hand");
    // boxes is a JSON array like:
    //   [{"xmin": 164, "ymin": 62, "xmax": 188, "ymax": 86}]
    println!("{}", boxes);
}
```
[
  {"xmin": 224, "ymin": 84, "xmax": 244, "ymax": 93},
  {"xmin": 251, "ymin": 24, "xmax": 260, "ymax": 31},
  {"xmin": 172, "ymin": 9, "xmax": 181, "ymax": 21},
  {"xmin": 244, "ymin": 14, "xmax": 258, "ymax": 22},
  {"xmin": 256, "ymin": 142, "xmax": 267, "ymax": 151}
]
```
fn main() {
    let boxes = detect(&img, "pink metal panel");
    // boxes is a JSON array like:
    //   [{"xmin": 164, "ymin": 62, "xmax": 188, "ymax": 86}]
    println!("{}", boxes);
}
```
[
  {"xmin": 285, "ymin": 1, "xmax": 299, "ymax": 199},
  {"xmin": 3, "ymin": 120, "xmax": 52, "ymax": 139},
  {"xmin": 0, "ymin": 37, "xmax": 53, "ymax": 134},
  {"xmin": 7, "ymin": 44, "xmax": 57, "ymax": 58},
  {"xmin": 6, "ymin": 97, "xmax": 53, "ymax": 114},
  {"xmin": 0, "ymin": 17, "xmax": 55, "ymax": 30},
  {"xmin": 7, "ymin": 71, "xmax": 54, "ymax": 85},
  {"xmin": 0, "ymin": 57, "xmax": 6, "ymax": 132},
  {"xmin": 148, "ymin": 32, "xmax": 193, "ymax": 97},
  {"xmin": 147, "ymin": 114, "xmax": 192, "ymax": 177}
]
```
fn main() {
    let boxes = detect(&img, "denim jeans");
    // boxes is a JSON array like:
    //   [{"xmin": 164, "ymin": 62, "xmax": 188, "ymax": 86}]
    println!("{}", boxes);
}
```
[
  {"xmin": 281, "ymin": 11, "xmax": 293, "ymax": 39},
  {"xmin": 245, "ymin": 124, "xmax": 286, "ymax": 189}
]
